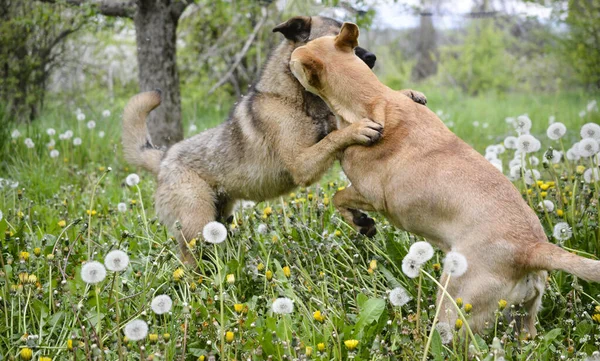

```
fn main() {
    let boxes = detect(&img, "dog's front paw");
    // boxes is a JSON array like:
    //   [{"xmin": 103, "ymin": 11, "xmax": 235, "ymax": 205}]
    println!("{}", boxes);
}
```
[
  {"xmin": 349, "ymin": 118, "xmax": 383, "ymax": 146},
  {"xmin": 403, "ymin": 90, "xmax": 427, "ymax": 106},
  {"xmin": 352, "ymin": 211, "xmax": 377, "ymax": 238}
]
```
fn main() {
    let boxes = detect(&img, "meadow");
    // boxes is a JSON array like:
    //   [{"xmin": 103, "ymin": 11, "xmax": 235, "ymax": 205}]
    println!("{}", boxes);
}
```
[{"xmin": 1, "ymin": 87, "xmax": 600, "ymax": 361}]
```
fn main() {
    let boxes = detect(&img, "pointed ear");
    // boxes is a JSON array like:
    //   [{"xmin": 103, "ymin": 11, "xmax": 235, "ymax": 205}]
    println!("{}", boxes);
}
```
[
  {"xmin": 334, "ymin": 22, "xmax": 359, "ymax": 51},
  {"xmin": 290, "ymin": 48, "xmax": 324, "ymax": 89},
  {"xmin": 273, "ymin": 16, "xmax": 312, "ymax": 42}
]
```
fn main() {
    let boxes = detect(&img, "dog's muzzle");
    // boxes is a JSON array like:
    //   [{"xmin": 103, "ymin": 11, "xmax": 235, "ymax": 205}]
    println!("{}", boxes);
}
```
[{"xmin": 355, "ymin": 46, "xmax": 377, "ymax": 69}]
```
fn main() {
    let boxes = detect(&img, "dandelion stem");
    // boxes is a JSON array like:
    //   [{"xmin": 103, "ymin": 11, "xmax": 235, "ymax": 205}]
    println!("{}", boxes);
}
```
[
  {"xmin": 416, "ymin": 272, "xmax": 423, "ymax": 336},
  {"xmin": 87, "ymin": 171, "xmax": 109, "ymax": 259},
  {"xmin": 422, "ymin": 274, "xmax": 451, "ymax": 361}
]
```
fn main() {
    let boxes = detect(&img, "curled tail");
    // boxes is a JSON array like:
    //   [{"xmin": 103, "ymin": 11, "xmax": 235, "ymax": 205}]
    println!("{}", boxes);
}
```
[
  {"xmin": 528, "ymin": 242, "xmax": 600, "ymax": 282},
  {"xmin": 122, "ymin": 90, "xmax": 163, "ymax": 175}
]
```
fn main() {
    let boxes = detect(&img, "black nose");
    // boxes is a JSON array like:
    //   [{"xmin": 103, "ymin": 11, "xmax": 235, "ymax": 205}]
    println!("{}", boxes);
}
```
[{"xmin": 364, "ymin": 52, "xmax": 377, "ymax": 68}]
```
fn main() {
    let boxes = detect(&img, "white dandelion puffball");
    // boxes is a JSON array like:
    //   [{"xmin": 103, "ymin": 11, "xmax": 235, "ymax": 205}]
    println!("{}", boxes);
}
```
[
  {"xmin": 117, "ymin": 202, "xmax": 127, "ymax": 212},
  {"xmin": 548, "ymin": 115, "xmax": 555, "ymax": 124},
  {"xmin": 11, "ymin": 129, "xmax": 21, "ymax": 138},
  {"xmin": 408, "ymin": 241, "xmax": 434, "ymax": 264},
  {"xmin": 401, "ymin": 255, "xmax": 421, "ymax": 279},
  {"xmin": 580, "ymin": 123, "xmax": 600, "ymax": 140},
  {"xmin": 47, "ymin": 128, "xmax": 56, "ymax": 136},
  {"xmin": 81, "ymin": 261, "xmax": 107, "ymax": 284},
  {"xmin": 553, "ymin": 222, "xmax": 572, "ymax": 242},
  {"xmin": 528, "ymin": 156, "xmax": 539, "ymax": 166},
  {"xmin": 257, "ymin": 223, "xmax": 268, "ymax": 234},
  {"xmin": 76, "ymin": 113, "xmax": 86, "ymax": 121},
  {"xmin": 102, "ymin": 109, "xmax": 111, "ymax": 118},
  {"xmin": 272, "ymin": 297, "xmax": 294, "ymax": 314},
  {"xmin": 578, "ymin": 138, "xmax": 599, "ymax": 158},
  {"xmin": 495, "ymin": 145, "xmax": 506, "ymax": 154},
  {"xmin": 24, "ymin": 138, "xmax": 35, "ymax": 149},
  {"xmin": 547, "ymin": 122, "xmax": 566, "ymax": 140},
  {"xmin": 203, "ymin": 221, "xmax": 227, "ymax": 244},
  {"xmin": 484, "ymin": 152, "xmax": 498, "ymax": 162},
  {"xmin": 73, "ymin": 137, "xmax": 82, "ymax": 146},
  {"xmin": 189, "ymin": 124, "xmax": 198, "ymax": 132},
  {"xmin": 46, "ymin": 139, "xmax": 55, "ymax": 148},
  {"xmin": 104, "ymin": 250, "xmax": 130, "ymax": 272},
  {"xmin": 443, "ymin": 251, "xmax": 468, "ymax": 277},
  {"xmin": 64, "ymin": 130, "xmax": 73, "ymax": 139},
  {"xmin": 436, "ymin": 322, "xmax": 453, "ymax": 344},
  {"xmin": 485, "ymin": 145, "xmax": 498, "ymax": 154},
  {"xmin": 517, "ymin": 134, "xmax": 540, "ymax": 154},
  {"xmin": 515, "ymin": 115, "xmax": 532, "ymax": 134},
  {"xmin": 50, "ymin": 150, "xmax": 60, "ymax": 158},
  {"xmin": 509, "ymin": 165, "xmax": 522, "ymax": 180},
  {"xmin": 98, "ymin": 131, "xmax": 105, "ymax": 138},
  {"xmin": 87, "ymin": 120, "xmax": 96, "ymax": 130},
  {"xmin": 524, "ymin": 169, "xmax": 541, "ymax": 186},
  {"xmin": 151, "ymin": 294, "xmax": 173, "ymax": 314},
  {"xmin": 124, "ymin": 319, "xmax": 148, "ymax": 341},
  {"xmin": 509, "ymin": 158, "xmax": 522, "ymax": 169},
  {"xmin": 490, "ymin": 159, "xmax": 503, "ymax": 173},
  {"xmin": 538, "ymin": 200, "xmax": 555, "ymax": 213},
  {"xmin": 388, "ymin": 286, "xmax": 412, "ymax": 307},
  {"xmin": 125, "ymin": 173, "xmax": 140, "ymax": 187},
  {"xmin": 58, "ymin": 133, "xmax": 67, "ymax": 141},
  {"xmin": 584, "ymin": 168, "xmax": 600, "ymax": 184},
  {"xmin": 545, "ymin": 149, "xmax": 562, "ymax": 164},
  {"xmin": 566, "ymin": 148, "xmax": 580, "ymax": 161}
]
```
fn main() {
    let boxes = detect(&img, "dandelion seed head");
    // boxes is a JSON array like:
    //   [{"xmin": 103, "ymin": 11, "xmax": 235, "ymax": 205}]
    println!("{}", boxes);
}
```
[
  {"xmin": 257, "ymin": 224, "xmax": 268, "ymax": 234},
  {"xmin": 202, "ymin": 221, "xmax": 227, "ymax": 244},
  {"xmin": 504, "ymin": 136, "xmax": 518, "ymax": 149},
  {"xmin": 117, "ymin": 202, "xmax": 127, "ymax": 212},
  {"xmin": 408, "ymin": 241, "xmax": 434, "ymax": 263},
  {"xmin": 81, "ymin": 261, "xmax": 107, "ymax": 284},
  {"xmin": 545, "ymin": 149, "xmax": 562, "ymax": 164},
  {"xmin": 87, "ymin": 121, "xmax": 96, "ymax": 129},
  {"xmin": 77, "ymin": 113, "xmax": 86, "ymax": 121},
  {"xmin": 102, "ymin": 110, "xmax": 111, "ymax": 118},
  {"xmin": 50, "ymin": 150, "xmax": 60, "ymax": 158},
  {"xmin": 98, "ymin": 131, "xmax": 105, "ymax": 138},
  {"xmin": 436, "ymin": 322, "xmax": 453, "ymax": 344},
  {"xmin": 509, "ymin": 165, "xmax": 522, "ymax": 180},
  {"xmin": 124, "ymin": 319, "xmax": 148, "ymax": 341},
  {"xmin": 73, "ymin": 137, "xmax": 82, "ymax": 146},
  {"xmin": 485, "ymin": 152, "xmax": 498, "ymax": 162},
  {"xmin": 515, "ymin": 115, "xmax": 532, "ymax": 134},
  {"xmin": 538, "ymin": 200, "xmax": 555, "ymax": 212},
  {"xmin": 566, "ymin": 147, "xmax": 580, "ymax": 161},
  {"xmin": 401, "ymin": 255, "xmax": 421, "ymax": 279},
  {"xmin": 151, "ymin": 295, "xmax": 173, "ymax": 314},
  {"xmin": 104, "ymin": 250, "xmax": 129, "ymax": 272},
  {"xmin": 490, "ymin": 159, "xmax": 503, "ymax": 173},
  {"xmin": 529, "ymin": 156, "xmax": 539, "ymax": 166},
  {"xmin": 125, "ymin": 173, "xmax": 140, "ymax": 187},
  {"xmin": 578, "ymin": 138, "xmax": 599, "ymax": 158},
  {"xmin": 24, "ymin": 138, "xmax": 34, "ymax": 149},
  {"xmin": 11, "ymin": 129, "xmax": 21, "ymax": 138},
  {"xmin": 553, "ymin": 222, "xmax": 572, "ymax": 242},
  {"xmin": 524, "ymin": 169, "xmax": 541, "ymax": 186},
  {"xmin": 189, "ymin": 124, "xmax": 198, "ymax": 132},
  {"xmin": 272, "ymin": 297, "xmax": 294, "ymax": 314},
  {"xmin": 443, "ymin": 251, "xmax": 468, "ymax": 277},
  {"xmin": 64, "ymin": 130, "xmax": 73, "ymax": 139},
  {"xmin": 584, "ymin": 168, "xmax": 600, "ymax": 184},
  {"xmin": 547, "ymin": 122, "xmax": 567, "ymax": 140},
  {"xmin": 517, "ymin": 134, "xmax": 540, "ymax": 154},
  {"xmin": 388, "ymin": 286, "xmax": 411, "ymax": 307},
  {"xmin": 47, "ymin": 128, "xmax": 56, "ymax": 136},
  {"xmin": 581, "ymin": 123, "xmax": 600, "ymax": 140}
]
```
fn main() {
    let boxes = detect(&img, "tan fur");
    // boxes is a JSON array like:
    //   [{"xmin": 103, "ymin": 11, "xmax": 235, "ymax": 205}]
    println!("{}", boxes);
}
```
[
  {"xmin": 121, "ymin": 16, "xmax": 427, "ymax": 264},
  {"xmin": 290, "ymin": 22, "xmax": 600, "ymax": 337}
]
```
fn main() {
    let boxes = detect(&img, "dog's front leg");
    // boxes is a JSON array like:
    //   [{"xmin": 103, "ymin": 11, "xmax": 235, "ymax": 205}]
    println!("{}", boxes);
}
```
[
  {"xmin": 333, "ymin": 185, "xmax": 378, "ymax": 237},
  {"xmin": 399, "ymin": 89, "xmax": 427, "ymax": 105}
]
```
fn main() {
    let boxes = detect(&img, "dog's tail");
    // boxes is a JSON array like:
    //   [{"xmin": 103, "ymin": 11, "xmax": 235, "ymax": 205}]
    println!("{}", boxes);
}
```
[
  {"xmin": 527, "ymin": 241, "xmax": 600, "ymax": 282},
  {"xmin": 122, "ymin": 90, "xmax": 163, "ymax": 175}
]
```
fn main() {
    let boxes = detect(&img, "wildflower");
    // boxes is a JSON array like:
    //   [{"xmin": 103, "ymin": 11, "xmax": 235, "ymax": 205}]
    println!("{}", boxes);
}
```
[
  {"xmin": 50, "ymin": 150, "xmax": 59, "ymax": 158},
  {"xmin": 73, "ymin": 138, "xmax": 82, "ymax": 146},
  {"xmin": 151, "ymin": 295, "xmax": 173, "ymax": 314},
  {"xmin": 98, "ymin": 131, "xmax": 105, "ymax": 138},
  {"xmin": 498, "ymin": 299, "xmax": 507, "ymax": 310},
  {"xmin": 305, "ymin": 346, "xmax": 313, "ymax": 357},
  {"xmin": 547, "ymin": 122, "xmax": 567, "ymax": 140},
  {"xmin": 584, "ymin": 168, "xmax": 600, "ymax": 184},
  {"xmin": 464, "ymin": 303, "xmax": 472, "ymax": 313},
  {"xmin": 524, "ymin": 169, "xmax": 541, "ymax": 186},
  {"xmin": 566, "ymin": 148, "xmax": 580, "ymax": 161},
  {"xmin": 33, "ymin": 247, "xmax": 41, "ymax": 257},
  {"xmin": 578, "ymin": 138, "xmax": 599, "ymax": 157},
  {"xmin": 189, "ymin": 124, "xmax": 198, "ymax": 132},
  {"xmin": 19, "ymin": 347, "xmax": 33, "ymax": 360},
  {"xmin": 149, "ymin": 334, "xmax": 159, "ymax": 343},
  {"xmin": 595, "ymin": 305, "xmax": 600, "ymax": 313},
  {"xmin": 225, "ymin": 331, "xmax": 234, "ymax": 343},
  {"xmin": 124, "ymin": 319, "xmax": 148, "ymax": 341},
  {"xmin": 163, "ymin": 333, "xmax": 170, "ymax": 341},
  {"xmin": 24, "ymin": 138, "xmax": 35, "ymax": 149},
  {"xmin": 27, "ymin": 274, "xmax": 37, "ymax": 284},
  {"xmin": 515, "ymin": 114, "xmax": 532, "ymax": 134},
  {"xmin": 173, "ymin": 268, "xmax": 184, "ymax": 281},
  {"xmin": 436, "ymin": 322, "xmax": 453, "ymax": 344},
  {"xmin": 517, "ymin": 134, "xmax": 540, "ymax": 154},
  {"xmin": 77, "ymin": 113, "xmax": 85, "ymax": 121},
  {"xmin": 334, "ymin": 230, "xmax": 342, "ymax": 237},
  {"xmin": 401, "ymin": 255, "xmax": 421, "ymax": 279},
  {"xmin": 234, "ymin": 304, "xmax": 244, "ymax": 313},
  {"xmin": 504, "ymin": 136, "xmax": 518, "ymax": 149},
  {"xmin": 117, "ymin": 202, "xmax": 127, "ymax": 212},
  {"xmin": 58, "ymin": 220, "xmax": 66, "ymax": 227},
  {"xmin": 257, "ymin": 263, "xmax": 265, "ymax": 271},
  {"xmin": 443, "ymin": 251, "xmax": 468, "ymax": 277},
  {"xmin": 87, "ymin": 120, "xmax": 96, "ymax": 129},
  {"xmin": 388, "ymin": 286, "xmax": 411, "ymax": 306},
  {"xmin": 39, "ymin": 357, "xmax": 52, "ymax": 361},
  {"xmin": 11, "ymin": 129, "xmax": 21, "ymax": 138},
  {"xmin": 369, "ymin": 259, "xmax": 378, "ymax": 270},
  {"xmin": 125, "ymin": 173, "xmax": 140, "ymax": 186},
  {"xmin": 576, "ymin": 165, "xmax": 586, "ymax": 174},
  {"xmin": 282, "ymin": 266, "xmax": 291, "ymax": 278},
  {"xmin": 80, "ymin": 261, "xmax": 106, "ymax": 284},
  {"xmin": 553, "ymin": 222, "xmax": 572, "ymax": 242},
  {"xmin": 202, "ymin": 221, "xmax": 227, "ymax": 244},
  {"xmin": 581, "ymin": 123, "xmax": 600, "ymax": 140},
  {"xmin": 455, "ymin": 319, "xmax": 463, "ymax": 330},
  {"xmin": 263, "ymin": 206, "xmax": 273, "ymax": 216},
  {"xmin": 226, "ymin": 274, "xmax": 235, "ymax": 284},
  {"xmin": 64, "ymin": 130, "xmax": 73, "ymax": 138},
  {"xmin": 557, "ymin": 209, "xmax": 564, "ymax": 217},
  {"xmin": 317, "ymin": 343, "xmax": 325, "ymax": 352},
  {"xmin": 272, "ymin": 297, "xmax": 294, "ymax": 314},
  {"xmin": 344, "ymin": 339, "xmax": 359, "ymax": 351},
  {"xmin": 408, "ymin": 241, "xmax": 434, "ymax": 263},
  {"xmin": 313, "ymin": 310, "xmax": 325, "ymax": 322},
  {"xmin": 19, "ymin": 251, "xmax": 29, "ymax": 261},
  {"xmin": 102, "ymin": 109, "xmax": 111, "ymax": 117},
  {"xmin": 67, "ymin": 339, "xmax": 73, "ymax": 351},
  {"xmin": 592, "ymin": 314, "xmax": 600, "ymax": 323},
  {"xmin": 104, "ymin": 250, "xmax": 129, "ymax": 272},
  {"xmin": 265, "ymin": 270, "xmax": 273, "ymax": 281},
  {"xmin": 544, "ymin": 149, "xmax": 562, "ymax": 164},
  {"xmin": 257, "ymin": 223, "xmax": 268, "ymax": 234},
  {"xmin": 538, "ymin": 200, "xmax": 554, "ymax": 212}
]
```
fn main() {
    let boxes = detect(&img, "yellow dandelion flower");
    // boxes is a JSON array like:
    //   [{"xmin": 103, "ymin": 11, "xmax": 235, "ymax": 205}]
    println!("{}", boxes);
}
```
[
  {"xmin": 317, "ymin": 343, "xmax": 326, "ymax": 352},
  {"xmin": 33, "ymin": 247, "xmax": 41, "ymax": 257},
  {"xmin": 289, "ymin": 193, "xmax": 296, "ymax": 198},
  {"xmin": 173, "ymin": 268, "xmax": 184, "ymax": 281},
  {"xmin": 305, "ymin": 346, "xmax": 313, "ymax": 357},
  {"xmin": 432, "ymin": 263, "xmax": 441, "ymax": 271},
  {"xmin": 595, "ymin": 305, "xmax": 600, "ymax": 313},
  {"xmin": 271, "ymin": 235, "xmax": 278, "ymax": 242},
  {"xmin": 234, "ymin": 304, "xmax": 244, "ymax": 313},
  {"xmin": 464, "ymin": 304, "xmax": 472, "ymax": 313},
  {"xmin": 337, "ymin": 186, "xmax": 346, "ymax": 191},
  {"xmin": 39, "ymin": 357, "xmax": 52, "ymax": 361},
  {"xmin": 540, "ymin": 191, "xmax": 547, "ymax": 198},
  {"xmin": 540, "ymin": 183, "xmax": 550, "ymax": 191},
  {"xmin": 58, "ymin": 220, "xmax": 66, "ymax": 227},
  {"xmin": 257, "ymin": 263, "xmax": 265, "ymax": 271},
  {"xmin": 67, "ymin": 339, "xmax": 74, "ymax": 351},
  {"xmin": 19, "ymin": 347, "xmax": 33, "ymax": 360},
  {"xmin": 334, "ymin": 230, "xmax": 342, "ymax": 237},
  {"xmin": 130, "ymin": 199, "xmax": 137, "ymax": 205},
  {"xmin": 369, "ymin": 259, "xmax": 378, "ymax": 269},
  {"xmin": 19, "ymin": 251, "xmax": 29, "ymax": 261},
  {"xmin": 149, "ymin": 334, "xmax": 159, "ymax": 343},
  {"xmin": 263, "ymin": 206, "xmax": 273, "ymax": 216},
  {"xmin": 557, "ymin": 209, "xmax": 564, "ymax": 217},
  {"xmin": 162, "ymin": 333, "xmax": 170, "ymax": 341},
  {"xmin": 46, "ymin": 254, "xmax": 54, "ymax": 261},
  {"xmin": 226, "ymin": 274, "xmax": 235, "ymax": 284},
  {"xmin": 323, "ymin": 197, "xmax": 330, "ymax": 206},
  {"xmin": 27, "ymin": 274, "xmax": 37, "ymax": 284},
  {"xmin": 456, "ymin": 297, "xmax": 463, "ymax": 308},
  {"xmin": 313, "ymin": 310, "xmax": 325, "ymax": 323},
  {"xmin": 576, "ymin": 165, "xmax": 585, "ymax": 174},
  {"xmin": 225, "ymin": 331, "xmax": 234, "ymax": 343},
  {"xmin": 547, "ymin": 181, "xmax": 555, "ymax": 187},
  {"xmin": 498, "ymin": 299, "xmax": 507, "ymax": 310},
  {"xmin": 308, "ymin": 193, "xmax": 313, "ymax": 200},
  {"xmin": 266, "ymin": 270, "xmax": 273, "ymax": 281},
  {"xmin": 17, "ymin": 211, "xmax": 24, "ymax": 218},
  {"xmin": 593, "ymin": 314, "xmax": 600, "ymax": 324},
  {"xmin": 455, "ymin": 319, "xmax": 463, "ymax": 330},
  {"xmin": 344, "ymin": 339, "xmax": 359, "ymax": 351},
  {"xmin": 187, "ymin": 238, "xmax": 197, "ymax": 248},
  {"xmin": 198, "ymin": 356, "xmax": 205, "ymax": 361},
  {"xmin": 283, "ymin": 266, "xmax": 291, "ymax": 278},
  {"xmin": 367, "ymin": 267, "xmax": 374, "ymax": 274},
  {"xmin": 18, "ymin": 272, "xmax": 28, "ymax": 283},
  {"xmin": 536, "ymin": 180, "xmax": 544, "ymax": 186},
  {"xmin": 527, "ymin": 189, "xmax": 533, "ymax": 195}
]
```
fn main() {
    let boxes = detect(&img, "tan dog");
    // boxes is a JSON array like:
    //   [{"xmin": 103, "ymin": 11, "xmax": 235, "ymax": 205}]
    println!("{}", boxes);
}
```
[
  {"xmin": 122, "ymin": 16, "xmax": 426, "ymax": 264},
  {"xmin": 289, "ymin": 22, "xmax": 600, "ymax": 336}
]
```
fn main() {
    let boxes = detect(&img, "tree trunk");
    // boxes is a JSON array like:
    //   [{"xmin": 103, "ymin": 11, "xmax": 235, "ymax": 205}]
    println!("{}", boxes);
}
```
[
  {"xmin": 134, "ymin": 0, "xmax": 183, "ymax": 147},
  {"xmin": 412, "ymin": 11, "xmax": 437, "ymax": 81}
]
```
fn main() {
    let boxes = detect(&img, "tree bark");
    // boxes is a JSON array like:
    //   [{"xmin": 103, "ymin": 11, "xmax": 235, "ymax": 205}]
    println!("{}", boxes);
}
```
[
  {"xmin": 134, "ymin": 0, "xmax": 184, "ymax": 146},
  {"xmin": 412, "ymin": 11, "xmax": 437, "ymax": 81}
]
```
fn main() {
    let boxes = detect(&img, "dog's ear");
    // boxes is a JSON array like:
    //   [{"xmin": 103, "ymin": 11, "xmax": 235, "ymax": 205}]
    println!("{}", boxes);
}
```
[
  {"xmin": 290, "ymin": 49, "xmax": 324, "ymax": 89},
  {"xmin": 334, "ymin": 22, "xmax": 359, "ymax": 52},
  {"xmin": 273, "ymin": 16, "xmax": 312, "ymax": 42}
]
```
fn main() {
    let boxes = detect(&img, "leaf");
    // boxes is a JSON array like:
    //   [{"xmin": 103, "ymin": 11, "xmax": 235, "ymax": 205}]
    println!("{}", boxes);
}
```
[
  {"xmin": 354, "ymin": 298, "xmax": 385, "ymax": 333},
  {"xmin": 430, "ymin": 330, "xmax": 443, "ymax": 361},
  {"xmin": 356, "ymin": 293, "xmax": 368, "ymax": 308},
  {"xmin": 542, "ymin": 328, "xmax": 562, "ymax": 345},
  {"xmin": 385, "ymin": 235, "xmax": 405, "ymax": 266}
]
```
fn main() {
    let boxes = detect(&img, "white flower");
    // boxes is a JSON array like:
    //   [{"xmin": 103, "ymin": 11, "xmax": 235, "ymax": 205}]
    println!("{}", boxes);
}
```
[
  {"xmin": 388, "ymin": 286, "xmax": 411, "ymax": 307},
  {"xmin": 272, "ymin": 297, "xmax": 294, "ymax": 314},
  {"xmin": 81, "ymin": 261, "xmax": 107, "ymax": 284},
  {"xmin": 257, "ymin": 224, "xmax": 268, "ymax": 234},
  {"xmin": 485, "ymin": 152, "xmax": 498, "ymax": 162},
  {"xmin": 11, "ymin": 129, "xmax": 21, "ymax": 138},
  {"xmin": 584, "ymin": 168, "xmax": 600, "ymax": 184},
  {"xmin": 578, "ymin": 138, "xmax": 599, "ymax": 158},
  {"xmin": 202, "ymin": 221, "xmax": 227, "ymax": 244},
  {"xmin": 495, "ymin": 145, "xmax": 505, "ymax": 154},
  {"xmin": 77, "ymin": 113, "xmax": 86, "ymax": 121},
  {"xmin": 524, "ymin": 169, "xmax": 540, "ymax": 185},
  {"xmin": 509, "ymin": 165, "xmax": 522, "ymax": 180},
  {"xmin": 24, "ymin": 138, "xmax": 34, "ymax": 149},
  {"xmin": 98, "ymin": 131, "xmax": 105, "ymax": 138},
  {"xmin": 102, "ymin": 110, "xmax": 111, "ymax": 118},
  {"xmin": 50, "ymin": 150, "xmax": 60, "ymax": 158},
  {"xmin": 117, "ymin": 202, "xmax": 127, "ymax": 212},
  {"xmin": 47, "ymin": 128, "xmax": 56, "ymax": 136},
  {"xmin": 401, "ymin": 255, "xmax": 421, "ymax": 279},
  {"xmin": 537, "ymin": 200, "xmax": 554, "ymax": 212},
  {"xmin": 59, "ymin": 133, "xmax": 67, "ymax": 141},
  {"xmin": 104, "ymin": 250, "xmax": 129, "ymax": 272},
  {"xmin": 125, "ymin": 173, "xmax": 140, "ymax": 186},
  {"xmin": 47, "ymin": 139, "xmax": 55, "ymax": 148},
  {"xmin": 528, "ymin": 156, "xmax": 539, "ymax": 166},
  {"xmin": 472, "ymin": 121, "xmax": 479, "ymax": 127},
  {"xmin": 443, "ymin": 251, "xmax": 468, "ymax": 277},
  {"xmin": 553, "ymin": 222, "xmax": 572, "ymax": 242},
  {"xmin": 87, "ymin": 120, "xmax": 96, "ymax": 129},
  {"xmin": 124, "ymin": 319, "xmax": 148, "ymax": 341},
  {"xmin": 64, "ymin": 130, "xmax": 73, "ymax": 139},
  {"xmin": 581, "ymin": 123, "xmax": 600, "ymax": 140},
  {"xmin": 509, "ymin": 158, "xmax": 522, "ymax": 169},
  {"xmin": 517, "ymin": 134, "xmax": 540, "ymax": 154},
  {"xmin": 514, "ymin": 115, "xmax": 532, "ymax": 134},
  {"xmin": 189, "ymin": 124, "xmax": 198, "ymax": 132},
  {"xmin": 436, "ymin": 322, "xmax": 453, "ymax": 344},
  {"xmin": 547, "ymin": 122, "xmax": 566, "ymax": 140},
  {"xmin": 73, "ymin": 137, "xmax": 82, "ymax": 146},
  {"xmin": 151, "ymin": 295, "xmax": 173, "ymax": 314},
  {"xmin": 566, "ymin": 148, "xmax": 580, "ymax": 161},
  {"xmin": 408, "ymin": 241, "xmax": 434, "ymax": 263},
  {"xmin": 485, "ymin": 145, "xmax": 497, "ymax": 154}
]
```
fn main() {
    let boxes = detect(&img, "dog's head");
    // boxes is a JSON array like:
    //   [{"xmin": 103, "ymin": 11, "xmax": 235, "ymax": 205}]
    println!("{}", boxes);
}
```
[{"xmin": 273, "ymin": 16, "xmax": 376, "ymax": 69}]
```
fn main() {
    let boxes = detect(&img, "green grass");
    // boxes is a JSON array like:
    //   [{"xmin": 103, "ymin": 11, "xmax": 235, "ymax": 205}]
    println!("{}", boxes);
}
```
[{"xmin": 1, "ymin": 88, "xmax": 599, "ymax": 361}]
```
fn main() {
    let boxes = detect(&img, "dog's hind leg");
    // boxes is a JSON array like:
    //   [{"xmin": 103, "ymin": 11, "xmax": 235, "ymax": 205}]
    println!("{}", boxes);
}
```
[{"xmin": 332, "ymin": 186, "xmax": 377, "ymax": 237}]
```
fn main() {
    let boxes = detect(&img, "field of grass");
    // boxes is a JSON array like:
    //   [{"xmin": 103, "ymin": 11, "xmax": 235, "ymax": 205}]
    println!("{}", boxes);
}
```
[{"xmin": 1, "ymin": 88, "xmax": 600, "ymax": 361}]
